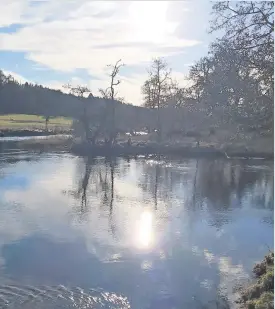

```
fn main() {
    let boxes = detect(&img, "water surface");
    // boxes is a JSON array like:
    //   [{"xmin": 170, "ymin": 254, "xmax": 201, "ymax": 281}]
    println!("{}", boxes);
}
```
[{"xmin": 0, "ymin": 146, "xmax": 273, "ymax": 308}]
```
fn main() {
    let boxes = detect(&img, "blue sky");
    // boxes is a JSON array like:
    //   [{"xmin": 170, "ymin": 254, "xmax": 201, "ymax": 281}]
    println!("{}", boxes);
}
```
[{"xmin": 0, "ymin": 0, "xmax": 216, "ymax": 105}]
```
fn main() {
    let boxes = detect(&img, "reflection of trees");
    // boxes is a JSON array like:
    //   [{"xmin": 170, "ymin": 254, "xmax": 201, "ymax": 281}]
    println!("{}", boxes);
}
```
[
  {"xmin": 70, "ymin": 157, "xmax": 94, "ymax": 221},
  {"xmin": 70, "ymin": 156, "xmax": 118, "ymax": 238},
  {"xmin": 77, "ymin": 158, "xmax": 93, "ymax": 210},
  {"xmin": 154, "ymin": 163, "xmax": 159, "ymax": 209},
  {"xmin": 192, "ymin": 160, "xmax": 199, "ymax": 207},
  {"xmin": 97, "ymin": 158, "xmax": 116, "ymax": 212},
  {"xmin": 138, "ymin": 159, "xmax": 192, "ymax": 207},
  {"xmin": 138, "ymin": 158, "xmax": 273, "ymax": 228},
  {"xmin": 195, "ymin": 160, "xmax": 273, "ymax": 210},
  {"xmin": 70, "ymin": 156, "xmax": 272, "ymax": 232}
]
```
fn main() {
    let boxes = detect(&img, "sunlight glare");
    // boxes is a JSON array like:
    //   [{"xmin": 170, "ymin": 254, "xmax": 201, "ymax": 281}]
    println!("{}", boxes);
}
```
[
  {"xmin": 128, "ymin": 1, "xmax": 169, "ymax": 42},
  {"xmin": 135, "ymin": 210, "xmax": 154, "ymax": 249}
]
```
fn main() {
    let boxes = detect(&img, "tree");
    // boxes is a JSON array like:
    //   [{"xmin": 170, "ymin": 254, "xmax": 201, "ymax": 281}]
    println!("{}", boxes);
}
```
[
  {"xmin": 187, "ymin": 57, "xmax": 213, "ymax": 104},
  {"xmin": 210, "ymin": 1, "xmax": 274, "ymax": 88},
  {"xmin": 185, "ymin": 38, "xmax": 273, "ymax": 130},
  {"xmin": 43, "ymin": 115, "xmax": 50, "ymax": 132},
  {"xmin": 142, "ymin": 58, "xmax": 172, "ymax": 141},
  {"xmin": 63, "ymin": 84, "xmax": 93, "ymax": 141},
  {"xmin": 141, "ymin": 78, "xmax": 158, "ymax": 109},
  {"xmin": 210, "ymin": 1, "xmax": 274, "ymax": 50},
  {"xmin": 99, "ymin": 59, "xmax": 125, "ymax": 145}
]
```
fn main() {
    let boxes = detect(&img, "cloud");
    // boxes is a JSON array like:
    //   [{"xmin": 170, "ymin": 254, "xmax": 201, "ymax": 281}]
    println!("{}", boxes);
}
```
[
  {"xmin": 0, "ymin": 0, "xmax": 29, "ymax": 27},
  {"xmin": 0, "ymin": 0, "xmax": 205, "ymax": 105}
]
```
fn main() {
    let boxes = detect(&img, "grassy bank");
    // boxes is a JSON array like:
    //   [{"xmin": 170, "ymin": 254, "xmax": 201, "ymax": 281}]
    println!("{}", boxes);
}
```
[
  {"xmin": 0, "ymin": 114, "xmax": 72, "ymax": 132},
  {"xmin": 237, "ymin": 252, "xmax": 274, "ymax": 309}
]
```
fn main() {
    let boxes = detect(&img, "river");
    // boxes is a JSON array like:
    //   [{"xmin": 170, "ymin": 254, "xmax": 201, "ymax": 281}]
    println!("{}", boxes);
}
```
[{"xmin": 0, "ymin": 145, "xmax": 273, "ymax": 309}]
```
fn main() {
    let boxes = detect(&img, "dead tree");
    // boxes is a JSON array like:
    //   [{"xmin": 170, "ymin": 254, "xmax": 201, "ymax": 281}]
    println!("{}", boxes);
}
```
[{"xmin": 99, "ymin": 59, "xmax": 125, "ymax": 145}]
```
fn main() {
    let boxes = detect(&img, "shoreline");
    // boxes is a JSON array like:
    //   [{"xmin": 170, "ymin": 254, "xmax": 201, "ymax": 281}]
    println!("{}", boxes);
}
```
[
  {"xmin": 1, "ymin": 136, "xmax": 272, "ymax": 160},
  {"xmin": 70, "ymin": 141, "xmax": 273, "ymax": 160},
  {"xmin": 0, "ymin": 128, "xmax": 71, "ymax": 137}
]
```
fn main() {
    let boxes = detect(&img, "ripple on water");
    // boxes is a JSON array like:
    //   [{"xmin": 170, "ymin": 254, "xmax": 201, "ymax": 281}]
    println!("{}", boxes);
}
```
[{"xmin": 0, "ymin": 285, "xmax": 131, "ymax": 309}]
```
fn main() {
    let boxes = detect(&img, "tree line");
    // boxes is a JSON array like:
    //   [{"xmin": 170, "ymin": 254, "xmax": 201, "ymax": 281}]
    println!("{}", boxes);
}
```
[{"xmin": 0, "ymin": 67, "xmax": 153, "ymax": 135}]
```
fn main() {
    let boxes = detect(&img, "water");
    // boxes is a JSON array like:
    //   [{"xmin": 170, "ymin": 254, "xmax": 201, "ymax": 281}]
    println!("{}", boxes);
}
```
[
  {"xmin": 0, "ymin": 134, "xmax": 71, "ymax": 142},
  {"xmin": 0, "ymin": 146, "xmax": 273, "ymax": 309}
]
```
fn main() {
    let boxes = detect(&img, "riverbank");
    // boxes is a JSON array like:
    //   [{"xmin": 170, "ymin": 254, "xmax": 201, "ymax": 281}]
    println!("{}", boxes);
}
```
[
  {"xmin": 237, "ymin": 252, "xmax": 274, "ymax": 309},
  {"xmin": 1, "ymin": 136, "xmax": 272, "ymax": 160},
  {"xmin": 70, "ymin": 140, "xmax": 273, "ymax": 160},
  {"xmin": 0, "ymin": 128, "xmax": 72, "ymax": 137},
  {"xmin": 0, "ymin": 135, "xmax": 73, "ymax": 152}
]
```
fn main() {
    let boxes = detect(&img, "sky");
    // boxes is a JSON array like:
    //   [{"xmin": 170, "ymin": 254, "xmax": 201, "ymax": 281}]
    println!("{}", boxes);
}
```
[{"xmin": 0, "ymin": 0, "xmax": 216, "ymax": 105}]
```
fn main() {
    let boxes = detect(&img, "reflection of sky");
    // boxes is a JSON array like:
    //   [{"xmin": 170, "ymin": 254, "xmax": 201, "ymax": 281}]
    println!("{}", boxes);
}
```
[
  {"xmin": 0, "ymin": 153, "xmax": 273, "ymax": 308},
  {"xmin": 0, "ymin": 175, "xmax": 29, "ymax": 190}
]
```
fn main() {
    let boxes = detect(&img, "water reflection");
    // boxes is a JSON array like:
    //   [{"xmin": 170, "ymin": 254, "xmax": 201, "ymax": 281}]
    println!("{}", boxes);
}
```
[
  {"xmin": 135, "ymin": 210, "xmax": 154, "ymax": 249},
  {"xmin": 0, "ymin": 148, "xmax": 273, "ymax": 309}
]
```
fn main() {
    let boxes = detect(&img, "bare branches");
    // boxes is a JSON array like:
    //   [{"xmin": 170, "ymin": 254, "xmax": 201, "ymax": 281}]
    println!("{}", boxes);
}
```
[
  {"xmin": 108, "ymin": 59, "xmax": 125, "ymax": 101},
  {"xmin": 209, "ymin": 1, "xmax": 274, "ymax": 92},
  {"xmin": 99, "ymin": 59, "xmax": 125, "ymax": 102},
  {"xmin": 142, "ymin": 57, "xmax": 175, "ymax": 140},
  {"xmin": 210, "ymin": 1, "xmax": 274, "ymax": 51},
  {"xmin": 142, "ymin": 57, "xmax": 173, "ymax": 109},
  {"xmin": 63, "ymin": 83, "xmax": 93, "ymax": 98},
  {"xmin": 98, "ymin": 59, "xmax": 125, "ymax": 145},
  {"xmin": 62, "ymin": 83, "xmax": 93, "ymax": 142},
  {"xmin": 98, "ymin": 87, "xmax": 111, "ymax": 99}
]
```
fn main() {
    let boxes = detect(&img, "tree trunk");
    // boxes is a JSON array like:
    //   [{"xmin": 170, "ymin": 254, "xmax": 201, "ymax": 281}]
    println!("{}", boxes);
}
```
[{"xmin": 45, "ymin": 118, "xmax": 49, "ymax": 132}]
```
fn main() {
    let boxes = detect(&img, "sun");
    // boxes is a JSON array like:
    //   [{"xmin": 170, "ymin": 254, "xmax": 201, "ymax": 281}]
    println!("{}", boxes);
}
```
[{"xmin": 128, "ymin": 1, "xmax": 169, "ymax": 42}]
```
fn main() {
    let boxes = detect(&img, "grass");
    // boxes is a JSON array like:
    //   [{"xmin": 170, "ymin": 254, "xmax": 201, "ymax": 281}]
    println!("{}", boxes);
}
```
[
  {"xmin": 238, "ymin": 252, "xmax": 274, "ymax": 309},
  {"xmin": 0, "ymin": 114, "xmax": 72, "ymax": 130}
]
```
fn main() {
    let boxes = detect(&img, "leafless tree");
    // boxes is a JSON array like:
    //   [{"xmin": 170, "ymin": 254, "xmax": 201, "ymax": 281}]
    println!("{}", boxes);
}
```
[
  {"xmin": 63, "ymin": 84, "xmax": 93, "ymax": 141},
  {"xmin": 63, "ymin": 84, "xmax": 93, "ymax": 98},
  {"xmin": 141, "ymin": 78, "xmax": 158, "ymax": 109},
  {"xmin": 99, "ymin": 59, "xmax": 125, "ymax": 145},
  {"xmin": 142, "ymin": 57, "xmax": 172, "ymax": 141},
  {"xmin": 210, "ymin": 1, "xmax": 274, "ymax": 87}
]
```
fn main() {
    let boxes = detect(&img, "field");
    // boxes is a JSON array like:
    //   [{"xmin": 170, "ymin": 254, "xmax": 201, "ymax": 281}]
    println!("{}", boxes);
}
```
[{"xmin": 0, "ymin": 114, "xmax": 72, "ymax": 131}]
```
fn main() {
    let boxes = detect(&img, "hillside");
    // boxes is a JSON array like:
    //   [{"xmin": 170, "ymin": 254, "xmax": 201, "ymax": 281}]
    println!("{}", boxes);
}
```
[{"xmin": 0, "ymin": 71, "xmax": 155, "ymax": 132}]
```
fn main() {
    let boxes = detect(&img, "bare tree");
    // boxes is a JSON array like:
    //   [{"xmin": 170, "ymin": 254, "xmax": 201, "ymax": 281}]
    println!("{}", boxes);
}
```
[
  {"xmin": 210, "ymin": 1, "xmax": 274, "ymax": 49},
  {"xmin": 63, "ymin": 84, "xmax": 92, "ymax": 98},
  {"xmin": 210, "ymin": 1, "xmax": 274, "ymax": 87},
  {"xmin": 99, "ymin": 59, "xmax": 125, "ymax": 145},
  {"xmin": 63, "ymin": 84, "xmax": 93, "ymax": 141},
  {"xmin": 141, "ymin": 78, "xmax": 158, "ymax": 109},
  {"xmin": 143, "ymin": 58, "xmax": 172, "ymax": 141}
]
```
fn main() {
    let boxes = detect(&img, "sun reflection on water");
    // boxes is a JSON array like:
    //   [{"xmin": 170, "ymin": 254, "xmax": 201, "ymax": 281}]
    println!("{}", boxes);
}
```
[{"xmin": 135, "ymin": 210, "xmax": 154, "ymax": 249}]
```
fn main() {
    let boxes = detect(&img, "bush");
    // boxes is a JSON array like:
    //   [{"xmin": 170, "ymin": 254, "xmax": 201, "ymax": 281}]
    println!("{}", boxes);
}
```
[{"xmin": 238, "ymin": 252, "xmax": 274, "ymax": 309}]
